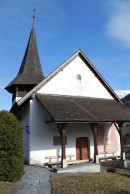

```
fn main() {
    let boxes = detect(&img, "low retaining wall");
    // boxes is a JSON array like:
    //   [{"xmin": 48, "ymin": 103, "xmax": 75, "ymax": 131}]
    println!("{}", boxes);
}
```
[{"xmin": 101, "ymin": 159, "xmax": 130, "ymax": 176}]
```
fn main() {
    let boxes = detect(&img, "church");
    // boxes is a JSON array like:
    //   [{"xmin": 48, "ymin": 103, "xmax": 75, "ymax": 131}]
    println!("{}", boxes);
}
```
[{"xmin": 5, "ymin": 24, "xmax": 130, "ymax": 168}]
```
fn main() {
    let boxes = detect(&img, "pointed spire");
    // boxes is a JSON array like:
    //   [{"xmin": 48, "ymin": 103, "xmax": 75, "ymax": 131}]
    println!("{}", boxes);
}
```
[
  {"xmin": 32, "ymin": 4, "xmax": 38, "ymax": 26},
  {"xmin": 5, "ymin": 26, "xmax": 44, "ymax": 93}
]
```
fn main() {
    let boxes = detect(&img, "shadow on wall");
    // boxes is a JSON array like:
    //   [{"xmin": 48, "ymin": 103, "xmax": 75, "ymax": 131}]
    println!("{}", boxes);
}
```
[{"xmin": 97, "ymin": 123, "xmax": 120, "ymax": 154}]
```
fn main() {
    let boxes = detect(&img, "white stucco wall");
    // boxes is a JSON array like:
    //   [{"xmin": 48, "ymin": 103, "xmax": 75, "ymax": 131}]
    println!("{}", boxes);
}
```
[
  {"xmin": 66, "ymin": 123, "xmax": 94, "ymax": 160},
  {"xmin": 18, "ymin": 102, "xmax": 30, "ymax": 164},
  {"xmin": 29, "ymin": 97, "xmax": 59, "ymax": 165},
  {"xmin": 38, "ymin": 56, "xmax": 113, "ymax": 99},
  {"xmin": 28, "ymin": 97, "xmax": 120, "ymax": 166},
  {"xmin": 19, "ymin": 55, "xmax": 121, "ymax": 165},
  {"xmin": 28, "ymin": 97, "xmax": 95, "ymax": 165}
]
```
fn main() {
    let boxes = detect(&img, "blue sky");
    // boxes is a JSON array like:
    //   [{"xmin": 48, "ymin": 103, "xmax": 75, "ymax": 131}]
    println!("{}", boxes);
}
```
[{"xmin": 1, "ymin": 0, "xmax": 130, "ymax": 110}]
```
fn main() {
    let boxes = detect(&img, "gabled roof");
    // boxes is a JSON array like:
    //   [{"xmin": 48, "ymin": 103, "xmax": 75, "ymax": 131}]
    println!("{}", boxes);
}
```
[
  {"xmin": 5, "ymin": 26, "xmax": 44, "ymax": 93},
  {"xmin": 36, "ymin": 94, "xmax": 130, "ymax": 123},
  {"xmin": 11, "ymin": 50, "xmax": 121, "ymax": 111}
]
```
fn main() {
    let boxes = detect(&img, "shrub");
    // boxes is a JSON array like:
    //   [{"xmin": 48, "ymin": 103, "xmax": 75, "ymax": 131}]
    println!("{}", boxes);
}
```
[{"xmin": 0, "ymin": 110, "xmax": 24, "ymax": 181}]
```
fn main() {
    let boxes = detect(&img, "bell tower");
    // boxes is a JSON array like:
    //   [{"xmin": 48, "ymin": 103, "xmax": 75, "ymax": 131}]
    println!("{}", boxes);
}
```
[{"xmin": 5, "ymin": 25, "xmax": 44, "ymax": 103}]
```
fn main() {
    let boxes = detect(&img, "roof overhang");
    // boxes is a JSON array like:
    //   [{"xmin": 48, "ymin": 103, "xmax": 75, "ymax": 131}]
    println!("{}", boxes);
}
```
[
  {"xmin": 36, "ymin": 94, "xmax": 130, "ymax": 123},
  {"xmin": 11, "ymin": 50, "xmax": 121, "ymax": 109}
]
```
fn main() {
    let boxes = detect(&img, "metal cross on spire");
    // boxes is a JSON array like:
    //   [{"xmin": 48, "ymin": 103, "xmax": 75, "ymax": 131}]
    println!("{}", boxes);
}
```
[{"xmin": 32, "ymin": 4, "xmax": 38, "ymax": 25}]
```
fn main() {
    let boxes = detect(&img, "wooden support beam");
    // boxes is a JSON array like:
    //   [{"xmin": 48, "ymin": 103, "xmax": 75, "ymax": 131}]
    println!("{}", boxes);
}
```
[
  {"xmin": 16, "ymin": 85, "xmax": 19, "ymax": 92},
  {"xmin": 118, "ymin": 122, "xmax": 125, "ymax": 160},
  {"xmin": 57, "ymin": 123, "xmax": 62, "ymax": 136},
  {"xmin": 90, "ymin": 123, "xmax": 98, "ymax": 163},
  {"xmin": 61, "ymin": 123, "xmax": 66, "ymax": 160},
  {"xmin": 113, "ymin": 122, "xmax": 120, "ymax": 134}
]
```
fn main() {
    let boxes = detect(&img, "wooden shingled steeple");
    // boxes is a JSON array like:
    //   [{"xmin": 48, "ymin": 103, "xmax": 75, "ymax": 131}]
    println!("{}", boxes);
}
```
[{"xmin": 5, "ymin": 26, "xmax": 44, "ymax": 102}]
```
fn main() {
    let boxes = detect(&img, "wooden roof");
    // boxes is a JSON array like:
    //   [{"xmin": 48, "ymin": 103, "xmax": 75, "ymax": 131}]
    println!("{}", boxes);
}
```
[
  {"xmin": 12, "ymin": 50, "xmax": 121, "ymax": 110},
  {"xmin": 5, "ymin": 26, "xmax": 44, "ymax": 93},
  {"xmin": 36, "ymin": 94, "xmax": 130, "ymax": 123}
]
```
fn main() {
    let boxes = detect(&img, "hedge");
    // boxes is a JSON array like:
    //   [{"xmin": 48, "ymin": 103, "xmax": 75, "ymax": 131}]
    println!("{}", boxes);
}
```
[{"xmin": 0, "ymin": 110, "xmax": 24, "ymax": 181}]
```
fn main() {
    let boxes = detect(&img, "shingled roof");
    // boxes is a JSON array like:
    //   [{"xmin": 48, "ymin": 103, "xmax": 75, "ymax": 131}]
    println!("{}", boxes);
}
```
[
  {"xmin": 36, "ymin": 94, "xmax": 130, "ymax": 123},
  {"xmin": 12, "ymin": 50, "xmax": 121, "ymax": 110},
  {"xmin": 5, "ymin": 26, "xmax": 44, "ymax": 93}
]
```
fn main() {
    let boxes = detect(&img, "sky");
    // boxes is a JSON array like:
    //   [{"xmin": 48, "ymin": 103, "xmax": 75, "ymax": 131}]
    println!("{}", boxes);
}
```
[{"xmin": 0, "ymin": 0, "xmax": 130, "ymax": 110}]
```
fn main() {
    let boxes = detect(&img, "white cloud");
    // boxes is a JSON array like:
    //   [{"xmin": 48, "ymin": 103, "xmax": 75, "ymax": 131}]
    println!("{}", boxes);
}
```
[{"xmin": 106, "ymin": 0, "xmax": 130, "ymax": 47}]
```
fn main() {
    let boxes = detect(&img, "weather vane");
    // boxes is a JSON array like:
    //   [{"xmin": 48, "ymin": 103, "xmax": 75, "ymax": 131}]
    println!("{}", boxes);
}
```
[{"xmin": 32, "ymin": 4, "xmax": 38, "ymax": 25}]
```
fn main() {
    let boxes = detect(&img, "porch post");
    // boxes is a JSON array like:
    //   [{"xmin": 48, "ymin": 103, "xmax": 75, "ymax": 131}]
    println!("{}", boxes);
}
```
[
  {"xmin": 118, "ymin": 123, "xmax": 125, "ymax": 160},
  {"xmin": 61, "ymin": 123, "xmax": 67, "ymax": 168},
  {"xmin": 90, "ymin": 123, "xmax": 99, "ymax": 163}
]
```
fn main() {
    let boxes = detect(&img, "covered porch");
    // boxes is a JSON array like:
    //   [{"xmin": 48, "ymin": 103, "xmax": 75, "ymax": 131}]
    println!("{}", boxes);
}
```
[
  {"xmin": 36, "ymin": 94, "xmax": 130, "ymax": 168},
  {"xmin": 56, "ymin": 122, "xmax": 124, "ymax": 168}
]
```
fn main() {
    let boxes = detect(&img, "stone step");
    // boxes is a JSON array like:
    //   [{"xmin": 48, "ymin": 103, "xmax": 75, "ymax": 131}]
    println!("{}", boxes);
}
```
[{"xmin": 55, "ymin": 163, "xmax": 101, "ymax": 173}]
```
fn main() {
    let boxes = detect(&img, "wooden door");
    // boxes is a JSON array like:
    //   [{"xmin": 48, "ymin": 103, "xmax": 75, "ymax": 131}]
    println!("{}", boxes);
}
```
[{"xmin": 76, "ymin": 137, "xmax": 89, "ymax": 160}]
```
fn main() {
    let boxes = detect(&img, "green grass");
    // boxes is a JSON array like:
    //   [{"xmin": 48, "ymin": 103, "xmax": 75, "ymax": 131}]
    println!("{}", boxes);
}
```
[
  {"xmin": 51, "ymin": 172, "xmax": 130, "ymax": 194},
  {"xmin": 0, "ymin": 181, "xmax": 16, "ymax": 194}
]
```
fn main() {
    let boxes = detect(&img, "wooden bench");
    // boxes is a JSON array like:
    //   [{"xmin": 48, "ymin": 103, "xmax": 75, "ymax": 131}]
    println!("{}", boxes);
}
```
[
  {"xmin": 67, "ymin": 159, "xmax": 89, "ymax": 165},
  {"xmin": 45, "ymin": 156, "xmax": 58, "ymax": 162},
  {"xmin": 99, "ymin": 156, "xmax": 118, "ymax": 162},
  {"xmin": 48, "ymin": 161, "xmax": 61, "ymax": 168},
  {"xmin": 45, "ymin": 154, "xmax": 75, "ymax": 168},
  {"xmin": 98, "ymin": 152, "xmax": 120, "ymax": 162}
]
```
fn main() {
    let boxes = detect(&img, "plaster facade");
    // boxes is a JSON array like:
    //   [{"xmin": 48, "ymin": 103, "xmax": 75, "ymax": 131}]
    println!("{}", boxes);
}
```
[
  {"xmin": 19, "ymin": 97, "xmax": 120, "ymax": 166},
  {"xmin": 18, "ymin": 102, "xmax": 30, "ymax": 164},
  {"xmin": 17, "ymin": 54, "xmax": 120, "ymax": 166},
  {"xmin": 38, "ymin": 56, "xmax": 113, "ymax": 99}
]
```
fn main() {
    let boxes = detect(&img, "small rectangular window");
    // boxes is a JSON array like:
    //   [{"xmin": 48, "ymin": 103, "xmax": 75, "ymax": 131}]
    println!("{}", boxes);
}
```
[{"xmin": 53, "ymin": 136, "xmax": 67, "ymax": 146}]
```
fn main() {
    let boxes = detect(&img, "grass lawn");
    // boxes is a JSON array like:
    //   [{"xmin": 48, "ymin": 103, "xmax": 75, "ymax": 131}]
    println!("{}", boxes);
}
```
[
  {"xmin": 51, "ymin": 172, "xmax": 130, "ymax": 194},
  {"xmin": 0, "ymin": 181, "xmax": 16, "ymax": 194}
]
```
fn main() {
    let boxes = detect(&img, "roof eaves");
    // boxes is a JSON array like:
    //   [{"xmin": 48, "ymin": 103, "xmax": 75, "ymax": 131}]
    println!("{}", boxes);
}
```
[
  {"xmin": 36, "ymin": 95, "xmax": 55, "ymax": 122},
  {"xmin": 16, "ymin": 49, "xmax": 121, "ymax": 107},
  {"xmin": 47, "ymin": 119, "xmax": 130, "ymax": 124},
  {"xmin": 17, "ymin": 50, "xmax": 80, "ymax": 107}
]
